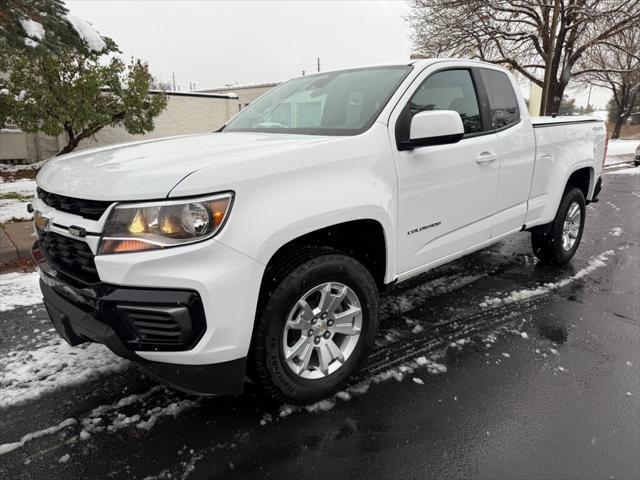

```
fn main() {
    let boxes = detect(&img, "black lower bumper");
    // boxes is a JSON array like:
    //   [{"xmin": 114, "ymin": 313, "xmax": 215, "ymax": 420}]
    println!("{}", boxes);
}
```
[{"xmin": 36, "ymin": 248, "xmax": 246, "ymax": 396}]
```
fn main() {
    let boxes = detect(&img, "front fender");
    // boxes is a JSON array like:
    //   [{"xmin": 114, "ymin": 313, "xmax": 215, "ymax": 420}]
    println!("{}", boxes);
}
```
[{"xmin": 170, "ymin": 124, "xmax": 399, "ymax": 284}]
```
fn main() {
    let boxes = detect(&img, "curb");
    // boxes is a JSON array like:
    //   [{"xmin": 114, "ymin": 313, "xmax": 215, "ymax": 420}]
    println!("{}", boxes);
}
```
[{"xmin": 0, "ymin": 221, "xmax": 35, "ymax": 266}]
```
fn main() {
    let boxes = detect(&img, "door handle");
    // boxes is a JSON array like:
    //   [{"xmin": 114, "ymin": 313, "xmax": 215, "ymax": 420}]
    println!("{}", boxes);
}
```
[{"xmin": 476, "ymin": 152, "xmax": 497, "ymax": 164}]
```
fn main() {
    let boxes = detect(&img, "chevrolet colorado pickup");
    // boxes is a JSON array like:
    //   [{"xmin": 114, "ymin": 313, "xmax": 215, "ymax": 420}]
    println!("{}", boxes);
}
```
[{"xmin": 31, "ymin": 59, "xmax": 606, "ymax": 404}]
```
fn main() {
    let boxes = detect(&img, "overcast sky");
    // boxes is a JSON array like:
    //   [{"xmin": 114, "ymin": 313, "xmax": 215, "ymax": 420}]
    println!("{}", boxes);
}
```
[{"xmin": 66, "ymin": 0, "xmax": 610, "ymax": 108}]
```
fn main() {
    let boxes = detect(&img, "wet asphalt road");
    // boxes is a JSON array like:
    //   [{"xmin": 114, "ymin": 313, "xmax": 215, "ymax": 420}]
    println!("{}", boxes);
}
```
[{"xmin": 1, "ymin": 171, "xmax": 638, "ymax": 480}]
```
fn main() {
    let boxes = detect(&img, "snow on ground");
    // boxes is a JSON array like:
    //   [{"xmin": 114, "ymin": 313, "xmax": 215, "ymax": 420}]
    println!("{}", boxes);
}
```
[
  {"xmin": 0, "ymin": 199, "xmax": 32, "ymax": 222},
  {"xmin": 0, "ymin": 383, "xmax": 200, "ymax": 456},
  {"xmin": 1, "ymin": 178, "xmax": 37, "ymax": 196},
  {"xmin": 0, "ymin": 178, "xmax": 36, "ymax": 221},
  {"xmin": 0, "ymin": 418, "xmax": 76, "ymax": 455},
  {"xmin": 586, "ymin": 110, "xmax": 608, "ymax": 122},
  {"xmin": 0, "ymin": 272, "xmax": 41, "ymax": 312},
  {"xmin": 607, "ymin": 139, "xmax": 639, "ymax": 158},
  {"xmin": 0, "ymin": 161, "xmax": 44, "ymax": 173},
  {"xmin": 382, "ymin": 272, "xmax": 485, "ymax": 316},
  {"xmin": 0, "ymin": 340, "xmax": 126, "ymax": 408},
  {"xmin": 480, "ymin": 250, "xmax": 615, "ymax": 308},
  {"xmin": 605, "ymin": 165, "xmax": 640, "ymax": 176},
  {"xmin": 277, "ymin": 352, "xmax": 450, "ymax": 419}
]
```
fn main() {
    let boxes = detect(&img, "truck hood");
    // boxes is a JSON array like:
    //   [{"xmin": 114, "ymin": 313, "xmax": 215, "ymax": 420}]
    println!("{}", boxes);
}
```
[{"xmin": 36, "ymin": 132, "xmax": 338, "ymax": 201}]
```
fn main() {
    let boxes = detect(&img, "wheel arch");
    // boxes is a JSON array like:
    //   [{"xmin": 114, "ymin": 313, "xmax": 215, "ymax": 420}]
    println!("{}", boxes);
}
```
[
  {"xmin": 258, "ymin": 218, "xmax": 389, "ymax": 298},
  {"xmin": 565, "ymin": 166, "xmax": 594, "ymax": 201}
]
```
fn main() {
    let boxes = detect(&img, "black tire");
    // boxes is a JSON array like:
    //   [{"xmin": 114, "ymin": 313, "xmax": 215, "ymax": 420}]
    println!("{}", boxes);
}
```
[
  {"xmin": 531, "ymin": 187, "xmax": 586, "ymax": 265},
  {"xmin": 250, "ymin": 251, "xmax": 379, "ymax": 404}
]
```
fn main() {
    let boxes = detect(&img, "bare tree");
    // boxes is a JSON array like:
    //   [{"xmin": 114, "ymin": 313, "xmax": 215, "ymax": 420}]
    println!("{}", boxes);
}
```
[
  {"xmin": 578, "ymin": 28, "xmax": 640, "ymax": 138},
  {"xmin": 407, "ymin": 0, "xmax": 640, "ymax": 115}
]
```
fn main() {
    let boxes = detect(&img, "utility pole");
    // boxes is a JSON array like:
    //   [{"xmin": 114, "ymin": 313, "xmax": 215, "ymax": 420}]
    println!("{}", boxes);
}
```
[
  {"xmin": 317, "ymin": 57, "xmax": 321, "ymax": 72},
  {"xmin": 172, "ymin": 72, "xmax": 176, "ymax": 92},
  {"xmin": 586, "ymin": 85, "xmax": 592, "ymax": 109}
]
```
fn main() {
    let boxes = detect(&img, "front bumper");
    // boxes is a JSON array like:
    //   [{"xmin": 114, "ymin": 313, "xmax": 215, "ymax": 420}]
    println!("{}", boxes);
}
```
[{"xmin": 35, "ymin": 243, "xmax": 248, "ymax": 396}]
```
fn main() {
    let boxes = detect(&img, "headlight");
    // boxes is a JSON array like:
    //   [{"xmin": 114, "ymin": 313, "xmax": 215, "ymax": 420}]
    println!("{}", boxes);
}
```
[{"xmin": 99, "ymin": 192, "xmax": 233, "ymax": 254}]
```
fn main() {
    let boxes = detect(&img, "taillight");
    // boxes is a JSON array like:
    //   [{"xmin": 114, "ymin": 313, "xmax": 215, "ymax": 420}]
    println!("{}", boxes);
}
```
[{"xmin": 603, "ymin": 135, "xmax": 609, "ymax": 167}]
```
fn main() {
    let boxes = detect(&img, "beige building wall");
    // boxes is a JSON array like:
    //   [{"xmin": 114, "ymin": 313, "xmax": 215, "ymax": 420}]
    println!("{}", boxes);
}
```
[
  {"xmin": 0, "ymin": 129, "xmax": 27, "ymax": 160},
  {"xmin": 77, "ymin": 93, "xmax": 239, "ymax": 151},
  {"xmin": 201, "ymin": 83, "xmax": 279, "ymax": 114},
  {"xmin": 0, "ymin": 93, "xmax": 239, "ymax": 163}
]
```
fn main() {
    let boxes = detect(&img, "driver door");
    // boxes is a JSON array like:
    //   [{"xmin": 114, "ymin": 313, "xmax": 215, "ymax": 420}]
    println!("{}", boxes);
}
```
[{"xmin": 392, "ymin": 68, "xmax": 500, "ymax": 276}]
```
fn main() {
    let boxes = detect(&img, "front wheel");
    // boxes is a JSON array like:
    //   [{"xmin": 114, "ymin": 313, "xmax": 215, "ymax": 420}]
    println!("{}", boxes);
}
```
[
  {"xmin": 250, "ymin": 252, "xmax": 379, "ymax": 404},
  {"xmin": 531, "ymin": 187, "xmax": 586, "ymax": 265}
]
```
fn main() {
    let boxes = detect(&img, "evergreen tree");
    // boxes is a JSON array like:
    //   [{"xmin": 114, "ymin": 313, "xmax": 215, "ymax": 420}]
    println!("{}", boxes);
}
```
[{"xmin": 0, "ymin": 0, "xmax": 166, "ymax": 154}]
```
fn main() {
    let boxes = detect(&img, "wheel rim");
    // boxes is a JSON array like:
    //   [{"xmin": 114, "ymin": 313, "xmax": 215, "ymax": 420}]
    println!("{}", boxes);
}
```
[
  {"xmin": 562, "ymin": 201, "xmax": 581, "ymax": 251},
  {"xmin": 282, "ymin": 282, "xmax": 363, "ymax": 380}
]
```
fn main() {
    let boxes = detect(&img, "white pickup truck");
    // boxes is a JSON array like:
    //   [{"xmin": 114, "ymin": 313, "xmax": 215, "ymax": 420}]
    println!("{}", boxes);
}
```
[{"xmin": 32, "ymin": 59, "xmax": 606, "ymax": 404}]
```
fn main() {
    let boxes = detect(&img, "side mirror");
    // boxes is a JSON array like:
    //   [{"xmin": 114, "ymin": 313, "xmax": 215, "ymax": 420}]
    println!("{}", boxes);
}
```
[{"xmin": 401, "ymin": 110, "xmax": 464, "ymax": 150}]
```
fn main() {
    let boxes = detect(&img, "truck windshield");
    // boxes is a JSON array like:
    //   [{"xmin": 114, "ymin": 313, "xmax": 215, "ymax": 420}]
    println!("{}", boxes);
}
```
[{"xmin": 223, "ymin": 65, "xmax": 412, "ymax": 136}]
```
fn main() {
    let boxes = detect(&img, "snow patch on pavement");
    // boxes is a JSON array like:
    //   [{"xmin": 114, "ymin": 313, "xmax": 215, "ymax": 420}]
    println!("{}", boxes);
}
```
[
  {"xmin": 609, "ymin": 227, "xmax": 623, "ymax": 236},
  {"xmin": 604, "ymin": 165, "xmax": 640, "ymax": 176},
  {"xmin": 480, "ymin": 250, "xmax": 614, "ymax": 308},
  {"xmin": 0, "ymin": 272, "xmax": 41, "ymax": 312},
  {"xmin": 0, "ymin": 418, "xmax": 76, "ymax": 455},
  {"xmin": 1, "ymin": 385, "xmax": 200, "ymax": 457},
  {"xmin": 0, "ymin": 341, "xmax": 126, "ymax": 408},
  {"xmin": 383, "ymin": 273, "xmax": 485, "ymax": 316},
  {"xmin": 606, "ymin": 139, "xmax": 638, "ymax": 158},
  {"xmin": 277, "ymin": 353, "xmax": 449, "ymax": 420},
  {"xmin": 135, "ymin": 399, "xmax": 200, "ymax": 431}
]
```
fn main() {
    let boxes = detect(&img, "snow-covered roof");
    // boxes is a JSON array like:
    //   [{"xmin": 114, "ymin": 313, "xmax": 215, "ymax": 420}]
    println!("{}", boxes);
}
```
[
  {"xmin": 198, "ymin": 81, "xmax": 281, "ymax": 93},
  {"xmin": 149, "ymin": 89, "xmax": 238, "ymax": 99},
  {"xmin": 99, "ymin": 87, "xmax": 238, "ymax": 100}
]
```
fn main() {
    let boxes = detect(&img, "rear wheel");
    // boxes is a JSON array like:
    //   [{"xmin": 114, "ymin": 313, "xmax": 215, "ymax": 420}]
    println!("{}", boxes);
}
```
[
  {"xmin": 250, "ymin": 251, "xmax": 379, "ymax": 404},
  {"xmin": 531, "ymin": 187, "xmax": 586, "ymax": 265}
]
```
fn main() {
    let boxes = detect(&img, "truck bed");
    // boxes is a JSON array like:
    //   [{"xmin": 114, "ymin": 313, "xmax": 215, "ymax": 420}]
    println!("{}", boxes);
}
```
[{"xmin": 525, "ymin": 115, "xmax": 606, "ymax": 228}]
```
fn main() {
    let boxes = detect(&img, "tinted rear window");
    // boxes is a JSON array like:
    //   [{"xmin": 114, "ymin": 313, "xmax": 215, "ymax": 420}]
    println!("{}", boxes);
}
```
[{"xmin": 480, "ymin": 69, "xmax": 520, "ymax": 130}]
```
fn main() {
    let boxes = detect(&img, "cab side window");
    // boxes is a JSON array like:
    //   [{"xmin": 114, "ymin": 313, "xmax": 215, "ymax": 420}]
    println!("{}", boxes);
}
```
[
  {"xmin": 479, "ymin": 69, "xmax": 520, "ymax": 129},
  {"xmin": 407, "ymin": 69, "xmax": 482, "ymax": 135}
]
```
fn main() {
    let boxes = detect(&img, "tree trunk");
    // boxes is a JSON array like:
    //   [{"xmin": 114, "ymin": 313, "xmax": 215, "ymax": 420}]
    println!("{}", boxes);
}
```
[
  {"xmin": 611, "ymin": 117, "xmax": 625, "ymax": 139},
  {"xmin": 57, "ymin": 137, "xmax": 80, "ymax": 156},
  {"xmin": 540, "ymin": 0, "xmax": 561, "ymax": 116},
  {"xmin": 541, "ymin": 80, "xmax": 566, "ymax": 116}
]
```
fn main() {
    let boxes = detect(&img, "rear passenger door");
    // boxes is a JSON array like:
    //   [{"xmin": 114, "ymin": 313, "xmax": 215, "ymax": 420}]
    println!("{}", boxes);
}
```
[{"xmin": 475, "ymin": 68, "xmax": 536, "ymax": 237}]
